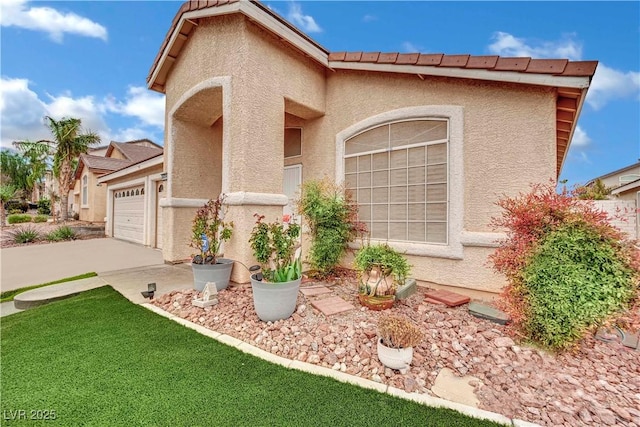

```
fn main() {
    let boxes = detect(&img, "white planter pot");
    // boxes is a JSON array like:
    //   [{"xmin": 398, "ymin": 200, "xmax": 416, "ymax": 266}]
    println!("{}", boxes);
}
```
[{"xmin": 377, "ymin": 338, "xmax": 413, "ymax": 370}]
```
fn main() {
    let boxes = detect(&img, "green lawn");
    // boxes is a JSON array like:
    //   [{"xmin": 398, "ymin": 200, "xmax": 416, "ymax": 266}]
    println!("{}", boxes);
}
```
[
  {"xmin": 1, "ymin": 287, "xmax": 504, "ymax": 426},
  {"xmin": 0, "ymin": 272, "xmax": 97, "ymax": 302}
]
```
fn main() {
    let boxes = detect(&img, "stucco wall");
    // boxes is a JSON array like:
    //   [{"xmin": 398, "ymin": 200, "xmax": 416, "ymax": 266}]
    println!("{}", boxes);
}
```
[
  {"xmin": 159, "ymin": 12, "xmax": 561, "ymax": 294},
  {"xmin": 592, "ymin": 199, "xmax": 638, "ymax": 239},
  {"xmin": 79, "ymin": 171, "xmax": 106, "ymax": 222}
]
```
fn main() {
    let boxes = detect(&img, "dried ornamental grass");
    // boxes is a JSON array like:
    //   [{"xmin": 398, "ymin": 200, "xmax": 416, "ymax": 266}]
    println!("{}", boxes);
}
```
[{"xmin": 377, "ymin": 315, "xmax": 423, "ymax": 349}]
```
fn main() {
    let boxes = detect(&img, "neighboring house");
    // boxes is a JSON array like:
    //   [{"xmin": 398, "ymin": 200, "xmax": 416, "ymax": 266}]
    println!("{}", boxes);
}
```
[
  {"xmin": 146, "ymin": 0, "xmax": 597, "ymax": 298},
  {"xmin": 97, "ymin": 147, "xmax": 165, "ymax": 247},
  {"xmin": 70, "ymin": 139, "xmax": 163, "ymax": 228},
  {"xmin": 586, "ymin": 161, "xmax": 640, "ymax": 201}
]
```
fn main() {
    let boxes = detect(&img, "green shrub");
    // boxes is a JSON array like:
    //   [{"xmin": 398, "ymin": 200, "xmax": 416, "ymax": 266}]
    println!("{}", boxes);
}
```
[
  {"xmin": 297, "ymin": 179, "xmax": 367, "ymax": 278},
  {"xmin": 8, "ymin": 209, "xmax": 23, "ymax": 215},
  {"xmin": 521, "ymin": 222, "xmax": 636, "ymax": 350},
  {"xmin": 33, "ymin": 215, "xmax": 49, "ymax": 223},
  {"xmin": 7, "ymin": 225, "xmax": 41, "ymax": 244},
  {"xmin": 37, "ymin": 198, "xmax": 51, "ymax": 215},
  {"xmin": 7, "ymin": 214, "xmax": 32, "ymax": 224},
  {"xmin": 46, "ymin": 226, "xmax": 77, "ymax": 242},
  {"xmin": 490, "ymin": 182, "xmax": 640, "ymax": 351},
  {"xmin": 4, "ymin": 200, "xmax": 28, "ymax": 213}
]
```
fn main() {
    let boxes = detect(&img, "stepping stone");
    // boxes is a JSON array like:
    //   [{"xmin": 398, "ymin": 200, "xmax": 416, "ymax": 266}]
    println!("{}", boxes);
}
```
[
  {"xmin": 424, "ymin": 289, "xmax": 470, "ymax": 307},
  {"xmin": 622, "ymin": 332, "xmax": 639, "ymax": 350},
  {"xmin": 300, "ymin": 286, "xmax": 333, "ymax": 297},
  {"xmin": 311, "ymin": 296, "xmax": 355, "ymax": 316},
  {"xmin": 395, "ymin": 278, "xmax": 416, "ymax": 300},
  {"xmin": 595, "ymin": 327, "xmax": 624, "ymax": 344},
  {"xmin": 424, "ymin": 297, "xmax": 445, "ymax": 305},
  {"xmin": 431, "ymin": 368, "xmax": 481, "ymax": 408},
  {"xmin": 468, "ymin": 301, "xmax": 511, "ymax": 325}
]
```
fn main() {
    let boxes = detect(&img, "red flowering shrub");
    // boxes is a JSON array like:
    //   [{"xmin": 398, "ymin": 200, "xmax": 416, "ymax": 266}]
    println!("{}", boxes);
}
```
[{"xmin": 489, "ymin": 181, "xmax": 640, "ymax": 348}]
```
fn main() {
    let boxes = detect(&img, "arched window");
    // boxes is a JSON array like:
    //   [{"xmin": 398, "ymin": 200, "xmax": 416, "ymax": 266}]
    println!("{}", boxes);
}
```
[
  {"xmin": 126, "ymin": 190, "xmax": 130, "ymax": 197},
  {"xmin": 158, "ymin": 184, "xmax": 163, "ymax": 193},
  {"xmin": 344, "ymin": 119, "xmax": 448, "ymax": 244},
  {"xmin": 141, "ymin": 188, "xmax": 145, "ymax": 195},
  {"xmin": 135, "ymin": 189, "xmax": 140, "ymax": 196}
]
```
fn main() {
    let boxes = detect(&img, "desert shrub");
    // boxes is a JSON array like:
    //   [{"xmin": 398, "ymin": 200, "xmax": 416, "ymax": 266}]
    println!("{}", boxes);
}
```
[
  {"xmin": 489, "ymin": 182, "xmax": 639, "ymax": 351},
  {"xmin": 521, "ymin": 222, "xmax": 636, "ymax": 350},
  {"xmin": 37, "ymin": 198, "xmax": 51, "ymax": 215},
  {"xmin": 4, "ymin": 200, "xmax": 28, "ymax": 213},
  {"xmin": 297, "ymin": 178, "xmax": 367, "ymax": 278},
  {"xmin": 8, "ymin": 209, "xmax": 23, "ymax": 215},
  {"xmin": 46, "ymin": 226, "xmax": 77, "ymax": 242},
  {"xmin": 33, "ymin": 215, "xmax": 49, "ymax": 223},
  {"xmin": 7, "ymin": 214, "xmax": 32, "ymax": 224},
  {"xmin": 7, "ymin": 225, "xmax": 41, "ymax": 244}
]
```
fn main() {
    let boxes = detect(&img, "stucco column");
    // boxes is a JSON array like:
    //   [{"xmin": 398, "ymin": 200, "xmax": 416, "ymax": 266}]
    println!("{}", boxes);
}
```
[{"xmin": 222, "ymin": 86, "xmax": 286, "ymax": 283}]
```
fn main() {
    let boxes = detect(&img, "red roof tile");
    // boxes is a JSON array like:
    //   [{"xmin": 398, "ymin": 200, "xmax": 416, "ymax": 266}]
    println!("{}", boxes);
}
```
[
  {"xmin": 466, "ymin": 55, "xmax": 499, "ymax": 69},
  {"xmin": 494, "ymin": 57, "xmax": 530, "ymax": 71},
  {"xmin": 525, "ymin": 59, "xmax": 569, "ymax": 74},
  {"xmin": 361, "ymin": 52, "xmax": 380, "ymax": 63},
  {"xmin": 378, "ymin": 53, "xmax": 399, "ymax": 64},
  {"xmin": 396, "ymin": 53, "xmax": 419, "ymax": 65},
  {"xmin": 344, "ymin": 52, "xmax": 363, "ymax": 62},
  {"xmin": 416, "ymin": 53, "xmax": 444, "ymax": 66},
  {"xmin": 439, "ymin": 54, "xmax": 470, "ymax": 68}
]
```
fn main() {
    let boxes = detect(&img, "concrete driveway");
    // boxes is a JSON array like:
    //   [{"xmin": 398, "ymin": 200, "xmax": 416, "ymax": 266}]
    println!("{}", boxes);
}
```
[{"xmin": 1, "ymin": 238, "xmax": 165, "ymax": 292}]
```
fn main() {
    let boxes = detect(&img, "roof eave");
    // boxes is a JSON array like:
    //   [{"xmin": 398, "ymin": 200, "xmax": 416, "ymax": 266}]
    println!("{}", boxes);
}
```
[
  {"xmin": 147, "ymin": 1, "xmax": 329, "ymax": 93},
  {"xmin": 97, "ymin": 155, "xmax": 164, "ymax": 184}
]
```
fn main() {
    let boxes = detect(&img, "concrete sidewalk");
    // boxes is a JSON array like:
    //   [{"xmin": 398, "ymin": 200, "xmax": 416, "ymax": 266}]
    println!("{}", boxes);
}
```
[{"xmin": 1, "ymin": 238, "xmax": 164, "ymax": 292}]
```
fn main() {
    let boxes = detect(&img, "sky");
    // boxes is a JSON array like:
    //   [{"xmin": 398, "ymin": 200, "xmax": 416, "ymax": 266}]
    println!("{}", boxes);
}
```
[{"xmin": 1, "ymin": 0, "xmax": 638, "ymax": 187}]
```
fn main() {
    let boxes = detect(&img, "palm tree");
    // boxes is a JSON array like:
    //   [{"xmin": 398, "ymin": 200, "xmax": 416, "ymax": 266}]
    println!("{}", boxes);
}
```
[
  {"xmin": 0, "ymin": 184, "xmax": 18, "ymax": 227},
  {"xmin": 14, "ymin": 116, "xmax": 100, "ymax": 221}
]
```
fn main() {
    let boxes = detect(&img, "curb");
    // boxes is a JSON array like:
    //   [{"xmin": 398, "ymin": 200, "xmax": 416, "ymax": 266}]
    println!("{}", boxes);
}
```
[{"xmin": 141, "ymin": 303, "xmax": 540, "ymax": 427}]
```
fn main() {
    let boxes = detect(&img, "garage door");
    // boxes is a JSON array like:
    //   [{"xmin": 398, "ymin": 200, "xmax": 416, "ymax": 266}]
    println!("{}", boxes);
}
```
[{"xmin": 113, "ymin": 186, "xmax": 145, "ymax": 244}]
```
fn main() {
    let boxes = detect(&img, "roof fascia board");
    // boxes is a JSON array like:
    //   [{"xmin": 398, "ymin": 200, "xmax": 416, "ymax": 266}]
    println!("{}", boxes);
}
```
[
  {"xmin": 557, "ymin": 87, "xmax": 588, "ymax": 177},
  {"xmin": 329, "ymin": 61, "xmax": 591, "ymax": 89},
  {"xmin": 97, "ymin": 155, "xmax": 163, "ymax": 184},
  {"xmin": 148, "ymin": 2, "xmax": 328, "ymax": 90},
  {"xmin": 238, "ymin": 2, "xmax": 328, "ymax": 67},
  {"xmin": 611, "ymin": 179, "xmax": 640, "ymax": 195}
]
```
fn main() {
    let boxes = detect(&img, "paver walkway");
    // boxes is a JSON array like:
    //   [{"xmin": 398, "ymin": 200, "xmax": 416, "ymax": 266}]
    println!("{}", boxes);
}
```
[{"xmin": 300, "ymin": 284, "xmax": 356, "ymax": 316}]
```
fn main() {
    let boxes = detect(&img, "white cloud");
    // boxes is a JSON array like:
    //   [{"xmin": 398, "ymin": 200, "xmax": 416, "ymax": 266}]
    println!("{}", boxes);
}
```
[
  {"xmin": 586, "ymin": 64, "xmax": 640, "ymax": 110},
  {"xmin": 571, "ymin": 125, "xmax": 591, "ymax": 147},
  {"xmin": 0, "ymin": 0, "xmax": 107, "ymax": 42},
  {"xmin": 488, "ymin": 31, "xmax": 639, "ymax": 110},
  {"xmin": 0, "ymin": 77, "xmax": 164, "ymax": 150},
  {"xmin": 401, "ymin": 41, "xmax": 423, "ymax": 53},
  {"xmin": 488, "ymin": 31, "xmax": 582, "ymax": 60},
  {"xmin": 362, "ymin": 14, "xmax": 377, "ymax": 23},
  {"xmin": 287, "ymin": 2, "xmax": 321, "ymax": 33},
  {"xmin": 106, "ymin": 86, "xmax": 165, "ymax": 128}
]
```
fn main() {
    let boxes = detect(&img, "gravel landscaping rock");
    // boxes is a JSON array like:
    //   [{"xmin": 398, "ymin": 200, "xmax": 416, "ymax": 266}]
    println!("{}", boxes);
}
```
[{"xmin": 153, "ymin": 280, "xmax": 640, "ymax": 427}]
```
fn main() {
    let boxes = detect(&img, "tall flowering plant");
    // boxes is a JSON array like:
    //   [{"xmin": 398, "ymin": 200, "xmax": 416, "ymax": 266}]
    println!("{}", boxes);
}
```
[
  {"xmin": 190, "ymin": 195, "xmax": 234, "ymax": 264},
  {"xmin": 249, "ymin": 213, "xmax": 302, "ymax": 283}
]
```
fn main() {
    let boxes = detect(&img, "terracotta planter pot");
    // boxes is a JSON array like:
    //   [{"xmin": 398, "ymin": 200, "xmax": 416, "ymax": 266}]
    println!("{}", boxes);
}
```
[{"xmin": 358, "ymin": 294, "xmax": 395, "ymax": 311}]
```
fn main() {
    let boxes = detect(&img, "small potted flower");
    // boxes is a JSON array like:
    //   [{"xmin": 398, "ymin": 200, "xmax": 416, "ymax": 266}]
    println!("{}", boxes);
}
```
[
  {"xmin": 190, "ymin": 194, "xmax": 234, "ymax": 291},
  {"xmin": 377, "ymin": 314, "xmax": 423, "ymax": 372},
  {"xmin": 354, "ymin": 243, "xmax": 410, "ymax": 310},
  {"xmin": 248, "ymin": 213, "xmax": 302, "ymax": 322}
]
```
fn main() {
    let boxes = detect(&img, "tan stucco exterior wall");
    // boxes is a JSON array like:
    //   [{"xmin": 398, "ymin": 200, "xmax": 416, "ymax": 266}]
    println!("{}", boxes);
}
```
[
  {"xmin": 159, "ymin": 13, "xmax": 560, "ymax": 295},
  {"xmin": 79, "ymin": 171, "xmax": 107, "ymax": 223}
]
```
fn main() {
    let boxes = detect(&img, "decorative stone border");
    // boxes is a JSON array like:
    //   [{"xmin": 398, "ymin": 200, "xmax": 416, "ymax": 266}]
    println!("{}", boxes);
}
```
[{"xmin": 142, "ymin": 303, "xmax": 539, "ymax": 427}]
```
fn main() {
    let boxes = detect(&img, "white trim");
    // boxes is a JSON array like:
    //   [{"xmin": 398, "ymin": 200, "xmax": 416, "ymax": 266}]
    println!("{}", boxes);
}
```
[
  {"xmin": 167, "ymin": 76, "xmax": 232, "ymax": 198},
  {"xmin": 108, "ymin": 178, "xmax": 146, "ymax": 191},
  {"xmin": 81, "ymin": 174, "xmax": 89, "ymax": 208},
  {"xmin": 225, "ymin": 192, "xmax": 289, "ymax": 206},
  {"xmin": 97, "ymin": 156, "xmax": 163, "ymax": 183},
  {"xmin": 336, "ymin": 105, "xmax": 464, "ymax": 259},
  {"xmin": 460, "ymin": 231, "xmax": 506, "ymax": 248},
  {"xmin": 612, "ymin": 179, "xmax": 640, "ymax": 195},
  {"xmin": 159, "ymin": 197, "xmax": 208, "ymax": 208},
  {"xmin": 329, "ymin": 61, "xmax": 591, "ymax": 89}
]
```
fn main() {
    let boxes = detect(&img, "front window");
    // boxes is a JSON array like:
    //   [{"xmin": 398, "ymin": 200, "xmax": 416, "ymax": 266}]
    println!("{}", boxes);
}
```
[
  {"xmin": 81, "ymin": 175, "xmax": 88, "ymax": 206},
  {"xmin": 344, "ymin": 120, "xmax": 448, "ymax": 244}
]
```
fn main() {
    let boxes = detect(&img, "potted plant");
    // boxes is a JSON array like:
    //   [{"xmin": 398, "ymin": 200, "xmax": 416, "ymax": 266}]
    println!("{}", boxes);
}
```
[
  {"xmin": 190, "ymin": 195, "xmax": 234, "ymax": 292},
  {"xmin": 248, "ymin": 213, "xmax": 302, "ymax": 322},
  {"xmin": 354, "ymin": 243, "xmax": 410, "ymax": 310},
  {"xmin": 377, "ymin": 314, "xmax": 423, "ymax": 372}
]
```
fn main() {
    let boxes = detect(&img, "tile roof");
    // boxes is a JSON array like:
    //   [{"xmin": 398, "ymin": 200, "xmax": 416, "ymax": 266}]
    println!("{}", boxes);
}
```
[
  {"xmin": 79, "ymin": 155, "xmax": 132, "ymax": 173},
  {"xmin": 111, "ymin": 141, "xmax": 163, "ymax": 163},
  {"xmin": 327, "ymin": 52, "xmax": 597, "ymax": 77},
  {"xmin": 147, "ymin": 0, "xmax": 599, "ymax": 177}
]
